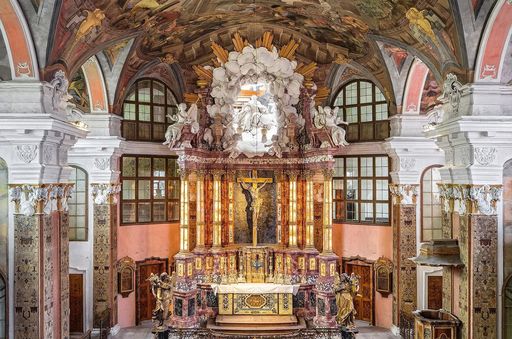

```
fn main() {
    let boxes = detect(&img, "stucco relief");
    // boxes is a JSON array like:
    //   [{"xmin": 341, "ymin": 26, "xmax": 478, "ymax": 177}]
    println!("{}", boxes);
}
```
[
  {"xmin": 16, "ymin": 144, "xmax": 38, "ymax": 164},
  {"xmin": 474, "ymin": 147, "xmax": 497, "ymax": 166}
]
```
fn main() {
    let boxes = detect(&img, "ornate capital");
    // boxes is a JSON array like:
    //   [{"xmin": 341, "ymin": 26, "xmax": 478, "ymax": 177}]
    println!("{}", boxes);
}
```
[
  {"xmin": 225, "ymin": 169, "xmax": 236, "ymax": 182},
  {"xmin": 322, "ymin": 168, "xmax": 334, "ymax": 180},
  {"xmin": 9, "ymin": 183, "xmax": 74, "ymax": 216},
  {"xmin": 303, "ymin": 169, "xmax": 316, "ymax": 180},
  {"xmin": 211, "ymin": 169, "xmax": 223, "ymax": 181},
  {"xmin": 91, "ymin": 183, "xmax": 121, "ymax": 205},
  {"xmin": 288, "ymin": 170, "xmax": 300, "ymax": 181},
  {"xmin": 389, "ymin": 184, "xmax": 418, "ymax": 205},
  {"xmin": 469, "ymin": 185, "xmax": 502, "ymax": 216}
]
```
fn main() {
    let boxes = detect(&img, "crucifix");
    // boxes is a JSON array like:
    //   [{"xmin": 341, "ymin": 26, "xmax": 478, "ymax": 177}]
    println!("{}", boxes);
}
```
[{"xmin": 237, "ymin": 170, "xmax": 273, "ymax": 247}]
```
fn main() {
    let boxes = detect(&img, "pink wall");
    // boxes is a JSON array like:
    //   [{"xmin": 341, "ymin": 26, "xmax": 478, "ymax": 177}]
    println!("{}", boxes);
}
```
[
  {"xmin": 333, "ymin": 223, "xmax": 393, "ymax": 329},
  {"xmin": 117, "ymin": 222, "xmax": 180, "ymax": 328}
]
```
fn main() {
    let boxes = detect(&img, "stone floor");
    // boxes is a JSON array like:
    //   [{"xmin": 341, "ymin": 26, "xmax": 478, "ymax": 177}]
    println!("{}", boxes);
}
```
[{"xmin": 108, "ymin": 320, "xmax": 399, "ymax": 338}]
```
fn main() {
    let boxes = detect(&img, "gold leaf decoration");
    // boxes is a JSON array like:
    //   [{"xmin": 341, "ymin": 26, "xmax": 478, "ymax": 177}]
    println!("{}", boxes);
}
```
[
  {"xmin": 261, "ymin": 31, "xmax": 274, "ymax": 51},
  {"xmin": 192, "ymin": 65, "xmax": 213, "ymax": 81},
  {"xmin": 184, "ymin": 93, "xmax": 199, "ymax": 104},
  {"xmin": 296, "ymin": 62, "xmax": 317, "ymax": 78},
  {"xmin": 210, "ymin": 41, "xmax": 229, "ymax": 64},
  {"xmin": 279, "ymin": 39, "xmax": 300, "ymax": 60},
  {"xmin": 232, "ymin": 32, "xmax": 248, "ymax": 52},
  {"xmin": 315, "ymin": 86, "xmax": 330, "ymax": 105},
  {"xmin": 334, "ymin": 54, "xmax": 352, "ymax": 65}
]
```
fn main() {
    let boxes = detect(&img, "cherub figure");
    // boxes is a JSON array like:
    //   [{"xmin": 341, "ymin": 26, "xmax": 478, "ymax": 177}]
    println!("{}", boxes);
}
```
[{"xmin": 76, "ymin": 9, "xmax": 105, "ymax": 40}]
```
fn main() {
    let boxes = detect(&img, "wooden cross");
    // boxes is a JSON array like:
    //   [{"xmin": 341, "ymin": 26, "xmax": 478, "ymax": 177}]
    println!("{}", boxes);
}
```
[{"xmin": 237, "ymin": 170, "xmax": 273, "ymax": 247}]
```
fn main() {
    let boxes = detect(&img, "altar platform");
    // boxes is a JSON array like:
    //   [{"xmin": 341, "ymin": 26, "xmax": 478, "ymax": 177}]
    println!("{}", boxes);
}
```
[
  {"xmin": 206, "ymin": 315, "xmax": 307, "ymax": 336},
  {"xmin": 211, "ymin": 283, "xmax": 300, "ymax": 315}
]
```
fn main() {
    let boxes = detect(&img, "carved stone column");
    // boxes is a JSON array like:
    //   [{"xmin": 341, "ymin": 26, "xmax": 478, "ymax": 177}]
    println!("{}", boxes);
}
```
[
  {"xmin": 193, "ymin": 171, "xmax": 207, "ymax": 282},
  {"xmin": 276, "ymin": 171, "xmax": 284, "ymax": 245},
  {"xmin": 439, "ymin": 184, "xmax": 455, "ymax": 313},
  {"xmin": 314, "ymin": 169, "xmax": 338, "ymax": 327},
  {"xmin": 389, "ymin": 184, "xmax": 418, "ymax": 327},
  {"xmin": 10, "ymin": 184, "xmax": 73, "ymax": 339},
  {"xmin": 303, "ymin": 171, "xmax": 319, "ymax": 284},
  {"xmin": 179, "ymin": 171, "xmax": 190, "ymax": 253},
  {"xmin": 288, "ymin": 171, "xmax": 299, "ymax": 248},
  {"xmin": 91, "ymin": 183, "xmax": 120, "ymax": 329}
]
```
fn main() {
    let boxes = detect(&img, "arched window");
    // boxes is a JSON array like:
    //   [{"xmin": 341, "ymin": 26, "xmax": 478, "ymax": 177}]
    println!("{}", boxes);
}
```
[
  {"xmin": 421, "ymin": 165, "xmax": 442, "ymax": 241},
  {"xmin": 122, "ymin": 79, "xmax": 178, "ymax": 142},
  {"xmin": 69, "ymin": 166, "xmax": 88, "ymax": 241},
  {"xmin": 333, "ymin": 80, "xmax": 389, "ymax": 142}
]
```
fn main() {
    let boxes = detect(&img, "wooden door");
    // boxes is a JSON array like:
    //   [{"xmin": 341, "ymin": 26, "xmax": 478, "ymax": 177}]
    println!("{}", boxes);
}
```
[
  {"xmin": 136, "ymin": 258, "xmax": 167, "ymax": 324},
  {"xmin": 69, "ymin": 274, "xmax": 84, "ymax": 333},
  {"xmin": 427, "ymin": 276, "xmax": 443, "ymax": 310},
  {"xmin": 345, "ymin": 261, "xmax": 373, "ymax": 324}
]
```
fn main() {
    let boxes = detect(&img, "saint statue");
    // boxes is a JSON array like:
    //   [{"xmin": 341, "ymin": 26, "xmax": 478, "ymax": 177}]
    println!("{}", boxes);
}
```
[
  {"xmin": 148, "ymin": 272, "xmax": 175, "ymax": 331},
  {"xmin": 334, "ymin": 272, "xmax": 360, "ymax": 330},
  {"xmin": 164, "ymin": 103, "xmax": 199, "ymax": 148}
]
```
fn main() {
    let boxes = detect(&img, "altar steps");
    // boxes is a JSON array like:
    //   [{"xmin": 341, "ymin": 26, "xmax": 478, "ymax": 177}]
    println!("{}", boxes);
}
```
[{"xmin": 207, "ymin": 315, "xmax": 306, "ymax": 336}]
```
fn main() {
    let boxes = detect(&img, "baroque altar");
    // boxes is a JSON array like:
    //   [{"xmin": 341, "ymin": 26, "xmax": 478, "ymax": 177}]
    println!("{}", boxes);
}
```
[{"xmin": 161, "ymin": 31, "xmax": 349, "ymax": 330}]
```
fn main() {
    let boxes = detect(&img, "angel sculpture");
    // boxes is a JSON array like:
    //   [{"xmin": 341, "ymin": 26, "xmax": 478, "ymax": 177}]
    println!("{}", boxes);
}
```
[
  {"xmin": 334, "ymin": 272, "xmax": 360, "ymax": 329},
  {"xmin": 314, "ymin": 106, "xmax": 349, "ymax": 147},
  {"xmin": 148, "ymin": 272, "xmax": 175, "ymax": 331},
  {"xmin": 164, "ymin": 103, "xmax": 199, "ymax": 148}
]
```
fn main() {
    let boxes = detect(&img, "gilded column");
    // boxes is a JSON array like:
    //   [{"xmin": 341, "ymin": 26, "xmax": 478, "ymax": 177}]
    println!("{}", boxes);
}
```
[
  {"xmin": 173, "ymin": 168, "xmax": 198, "ymax": 327},
  {"xmin": 179, "ymin": 170, "xmax": 190, "ymax": 253},
  {"xmin": 288, "ymin": 171, "xmax": 298, "ymax": 248},
  {"xmin": 389, "ymin": 184, "xmax": 418, "ymax": 328},
  {"xmin": 314, "ymin": 169, "xmax": 338, "ymax": 327},
  {"xmin": 195, "ymin": 170, "xmax": 206, "ymax": 249},
  {"xmin": 305, "ymin": 172, "xmax": 315, "ymax": 249},
  {"xmin": 209, "ymin": 170, "xmax": 226, "ymax": 284},
  {"xmin": 276, "ymin": 171, "xmax": 284, "ymax": 245},
  {"xmin": 322, "ymin": 169, "xmax": 333, "ymax": 254},
  {"xmin": 212, "ymin": 170, "xmax": 222, "ymax": 248},
  {"xmin": 91, "ymin": 183, "xmax": 120, "ymax": 329}
]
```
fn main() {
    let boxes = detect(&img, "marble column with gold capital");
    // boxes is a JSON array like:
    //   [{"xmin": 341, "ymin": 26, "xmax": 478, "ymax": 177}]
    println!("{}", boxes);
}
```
[
  {"xmin": 304, "ymin": 170, "xmax": 315, "ymax": 249},
  {"xmin": 195, "ymin": 170, "xmax": 206, "ymax": 249}
]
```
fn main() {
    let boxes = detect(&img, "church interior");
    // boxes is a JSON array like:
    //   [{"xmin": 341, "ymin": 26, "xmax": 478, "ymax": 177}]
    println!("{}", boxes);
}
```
[{"xmin": 0, "ymin": 0, "xmax": 511, "ymax": 338}]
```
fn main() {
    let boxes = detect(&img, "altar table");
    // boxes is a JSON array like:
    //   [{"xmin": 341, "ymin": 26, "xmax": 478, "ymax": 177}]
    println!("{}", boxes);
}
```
[{"xmin": 211, "ymin": 283, "xmax": 300, "ymax": 315}]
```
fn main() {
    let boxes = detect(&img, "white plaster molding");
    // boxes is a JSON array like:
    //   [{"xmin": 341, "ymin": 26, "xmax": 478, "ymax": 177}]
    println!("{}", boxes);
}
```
[
  {"xmin": 469, "ymin": 185, "xmax": 503, "ymax": 215},
  {"xmin": 15, "ymin": 144, "xmax": 38, "ymax": 163},
  {"xmin": 389, "ymin": 184, "xmax": 419, "ymax": 204},
  {"xmin": 474, "ymin": 147, "xmax": 497, "ymax": 166}
]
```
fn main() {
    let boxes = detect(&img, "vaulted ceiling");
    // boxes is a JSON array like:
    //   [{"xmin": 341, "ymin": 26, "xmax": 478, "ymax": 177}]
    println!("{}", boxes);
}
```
[{"xmin": 43, "ymin": 0, "xmax": 471, "ymax": 109}]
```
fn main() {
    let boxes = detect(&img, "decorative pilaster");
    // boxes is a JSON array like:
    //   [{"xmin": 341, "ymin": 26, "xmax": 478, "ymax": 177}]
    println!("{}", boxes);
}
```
[
  {"xmin": 305, "ymin": 171, "xmax": 315, "ymax": 249},
  {"xmin": 10, "ymin": 184, "xmax": 73, "ymax": 338},
  {"xmin": 389, "ymin": 184, "xmax": 418, "ymax": 327},
  {"xmin": 193, "ymin": 171, "xmax": 207, "ymax": 283},
  {"xmin": 91, "ymin": 183, "xmax": 120, "ymax": 329},
  {"xmin": 179, "ymin": 171, "xmax": 190, "ymax": 253},
  {"xmin": 276, "ymin": 171, "xmax": 284, "ymax": 245}
]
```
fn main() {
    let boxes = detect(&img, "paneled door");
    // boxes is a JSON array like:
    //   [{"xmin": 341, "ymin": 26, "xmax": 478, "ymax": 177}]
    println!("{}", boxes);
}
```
[
  {"xmin": 69, "ymin": 274, "xmax": 84, "ymax": 333},
  {"xmin": 345, "ymin": 259, "xmax": 374, "ymax": 325},
  {"xmin": 136, "ymin": 258, "xmax": 168, "ymax": 324},
  {"xmin": 427, "ymin": 276, "xmax": 443, "ymax": 310}
]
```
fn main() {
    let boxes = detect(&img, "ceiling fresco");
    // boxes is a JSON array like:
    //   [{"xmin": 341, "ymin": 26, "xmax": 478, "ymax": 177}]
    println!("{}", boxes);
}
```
[{"xmin": 45, "ymin": 0, "xmax": 467, "ymax": 109}]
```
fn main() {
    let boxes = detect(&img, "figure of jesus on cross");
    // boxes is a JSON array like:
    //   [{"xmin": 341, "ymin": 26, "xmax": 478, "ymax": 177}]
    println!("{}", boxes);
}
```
[{"xmin": 238, "ymin": 170, "xmax": 273, "ymax": 247}]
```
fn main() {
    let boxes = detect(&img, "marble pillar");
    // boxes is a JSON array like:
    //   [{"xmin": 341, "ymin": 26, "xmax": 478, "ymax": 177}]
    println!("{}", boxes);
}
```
[
  {"xmin": 91, "ymin": 183, "xmax": 120, "ymax": 329},
  {"xmin": 10, "ymin": 184, "xmax": 73, "ymax": 338},
  {"xmin": 303, "ymin": 171, "xmax": 319, "ymax": 284},
  {"xmin": 227, "ymin": 171, "xmax": 235, "ymax": 246},
  {"xmin": 286, "ymin": 171, "xmax": 300, "ymax": 285},
  {"xmin": 193, "ymin": 171, "xmax": 207, "ymax": 283},
  {"xmin": 389, "ymin": 184, "xmax": 418, "ymax": 326}
]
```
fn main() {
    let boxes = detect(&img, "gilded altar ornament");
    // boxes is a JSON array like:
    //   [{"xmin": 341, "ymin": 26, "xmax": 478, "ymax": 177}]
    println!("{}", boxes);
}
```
[
  {"xmin": 76, "ymin": 9, "xmax": 105, "ymax": 40},
  {"xmin": 335, "ymin": 272, "xmax": 360, "ymax": 330},
  {"xmin": 148, "ymin": 272, "xmax": 175, "ymax": 332}
]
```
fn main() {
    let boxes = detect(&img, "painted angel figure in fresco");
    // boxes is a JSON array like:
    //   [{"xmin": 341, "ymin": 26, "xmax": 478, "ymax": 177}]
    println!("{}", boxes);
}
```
[
  {"xmin": 148, "ymin": 272, "xmax": 175, "ymax": 331},
  {"xmin": 334, "ymin": 272, "xmax": 360, "ymax": 330}
]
